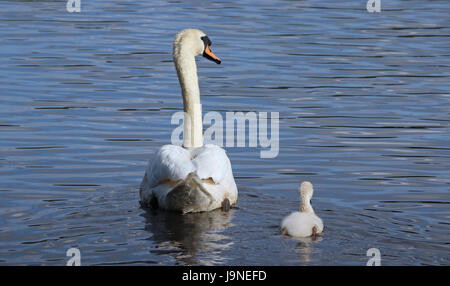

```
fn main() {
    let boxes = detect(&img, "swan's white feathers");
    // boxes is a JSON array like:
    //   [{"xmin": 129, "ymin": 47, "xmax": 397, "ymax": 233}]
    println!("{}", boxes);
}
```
[
  {"xmin": 146, "ymin": 145, "xmax": 195, "ymax": 188},
  {"xmin": 146, "ymin": 144, "xmax": 231, "ymax": 187},
  {"xmin": 141, "ymin": 144, "xmax": 238, "ymax": 213},
  {"xmin": 191, "ymin": 144, "xmax": 231, "ymax": 184}
]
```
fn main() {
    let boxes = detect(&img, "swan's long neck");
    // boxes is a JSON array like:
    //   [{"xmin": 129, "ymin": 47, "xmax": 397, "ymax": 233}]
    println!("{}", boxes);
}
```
[
  {"xmin": 174, "ymin": 52, "xmax": 203, "ymax": 149},
  {"xmin": 300, "ymin": 195, "xmax": 314, "ymax": 213}
]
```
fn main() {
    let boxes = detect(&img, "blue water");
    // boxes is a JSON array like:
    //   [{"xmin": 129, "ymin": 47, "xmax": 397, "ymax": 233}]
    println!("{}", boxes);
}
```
[{"xmin": 0, "ymin": 0, "xmax": 449, "ymax": 265}]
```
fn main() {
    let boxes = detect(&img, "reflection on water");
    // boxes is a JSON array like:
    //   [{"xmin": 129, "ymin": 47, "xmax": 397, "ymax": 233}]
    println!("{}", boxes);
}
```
[
  {"xmin": 142, "ymin": 208, "xmax": 234, "ymax": 265},
  {"xmin": 287, "ymin": 235, "xmax": 323, "ymax": 264},
  {"xmin": 0, "ymin": 0, "xmax": 449, "ymax": 265},
  {"xmin": 298, "ymin": 236, "xmax": 323, "ymax": 264}
]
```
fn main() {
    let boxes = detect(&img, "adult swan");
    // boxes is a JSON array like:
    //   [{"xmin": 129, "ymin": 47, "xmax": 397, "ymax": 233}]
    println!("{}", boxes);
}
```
[{"xmin": 140, "ymin": 29, "xmax": 238, "ymax": 213}]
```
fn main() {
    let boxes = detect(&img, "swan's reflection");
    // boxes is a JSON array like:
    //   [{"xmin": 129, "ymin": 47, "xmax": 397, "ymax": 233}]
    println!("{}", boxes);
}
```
[
  {"xmin": 141, "ymin": 208, "xmax": 235, "ymax": 265},
  {"xmin": 293, "ymin": 235, "xmax": 323, "ymax": 264}
]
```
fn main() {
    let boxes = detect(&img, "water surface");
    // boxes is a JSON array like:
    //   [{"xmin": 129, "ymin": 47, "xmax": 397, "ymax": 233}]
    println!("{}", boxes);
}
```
[{"xmin": 0, "ymin": 0, "xmax": 449, "ymax": 265}]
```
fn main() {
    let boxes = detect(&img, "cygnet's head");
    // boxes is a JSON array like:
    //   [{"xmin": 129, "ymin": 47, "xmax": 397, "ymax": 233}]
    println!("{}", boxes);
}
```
[
  {"xmin": 173, "ymin": 28, "xmax": 221, "ymax": 64},
  {"xmin": 299, "ymin": 181, "xmax": 314, "ymax": 212}
]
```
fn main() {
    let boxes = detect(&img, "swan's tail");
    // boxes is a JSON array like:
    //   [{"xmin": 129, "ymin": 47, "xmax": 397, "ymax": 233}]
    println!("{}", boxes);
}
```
[{"xmin": 166, "ymin": 172, "xmax": 214, "ymax": 213}]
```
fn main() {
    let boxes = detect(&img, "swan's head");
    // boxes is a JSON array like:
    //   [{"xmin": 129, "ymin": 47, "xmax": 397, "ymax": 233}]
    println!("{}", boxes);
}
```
[
  {"xmin": 299, "ymin": 181, "xmax": 314, "ymax": 212},
  {"xmin": 173, "ymin": 28, "xmax": 221, "ymax": 64}
]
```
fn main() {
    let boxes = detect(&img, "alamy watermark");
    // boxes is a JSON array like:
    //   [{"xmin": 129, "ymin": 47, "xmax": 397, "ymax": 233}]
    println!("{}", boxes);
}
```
[
  {"xmin": 66, "ymin": 247, "xmax": 81, "ymax": 266},
  {"xmin": 366, "ymin": 0, "xmax": 381, "ymax": 13},
  {"xmin": 171, "ymin": 110, "xmax": 279, "ymax": 159},
  {"xmin": 66, "ymin": 0, "xmax": 81, "ymax": 13},
  {"xmin": 366, "ymin": 248, "xmax": 381, "ymax": 266}
]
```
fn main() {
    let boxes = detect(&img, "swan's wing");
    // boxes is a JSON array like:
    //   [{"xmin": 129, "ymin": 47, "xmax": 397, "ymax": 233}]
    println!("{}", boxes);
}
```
[
  {"xmin": 145, "ymin": 144, "xmax": 195, "ymax": 188},
  {"xmin": 191, "ymin": 144, "xmax": 233, "ymax": 184},
  {"xmin": 141, "ymin": 144, "xmax": 238, "ymax": 211}
]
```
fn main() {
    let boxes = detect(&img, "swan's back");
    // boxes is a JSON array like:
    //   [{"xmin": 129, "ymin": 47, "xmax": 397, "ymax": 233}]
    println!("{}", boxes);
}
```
[
  {"xmin": 281, "ymin": 211, "xmax": 323, "ymax": 237},
  {"xmin": 144, "ymin": 145, "xmax": 194, "ymax": 189},
  {"xmin": 140, "ymin": 144, "xmax": 238, "ymax": 213}
]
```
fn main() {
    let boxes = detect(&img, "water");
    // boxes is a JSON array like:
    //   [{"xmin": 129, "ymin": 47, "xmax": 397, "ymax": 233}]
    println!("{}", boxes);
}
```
[{"xmin": 0, "ymin": 0, "xmax": 449, "ymax": 265}]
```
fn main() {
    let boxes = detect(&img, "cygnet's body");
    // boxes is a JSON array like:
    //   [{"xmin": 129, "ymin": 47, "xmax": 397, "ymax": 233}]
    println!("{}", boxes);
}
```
[{"xmin": 281, "ymin": 181, "xmax": 323, "ymax": 237}]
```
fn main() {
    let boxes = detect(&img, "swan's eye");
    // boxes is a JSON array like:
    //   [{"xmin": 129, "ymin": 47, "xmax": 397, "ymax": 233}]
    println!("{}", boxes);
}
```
[{"xmin": 201, "ymin": 36, "xmax": 212, "ymax": 49}]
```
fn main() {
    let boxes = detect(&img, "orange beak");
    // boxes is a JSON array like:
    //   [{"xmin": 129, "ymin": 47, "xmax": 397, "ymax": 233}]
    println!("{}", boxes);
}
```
[{"xmin": 203, "ymin": 44, "xmax": 221, "ymax": 64}]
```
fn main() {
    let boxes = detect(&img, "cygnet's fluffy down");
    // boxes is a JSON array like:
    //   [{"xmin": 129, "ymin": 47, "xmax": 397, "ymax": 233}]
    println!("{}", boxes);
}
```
[{"xmin": 281, "ymin": 181, "xmax": 323, "ymax": 237}]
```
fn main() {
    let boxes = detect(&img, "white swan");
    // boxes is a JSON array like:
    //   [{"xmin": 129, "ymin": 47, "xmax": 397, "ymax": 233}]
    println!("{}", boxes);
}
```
[
  {"xmin": 140, "ymin": 29, "xmax": 238, "ymax": 214},
  {"xmin": 281, "ymin": 181, "xmax": 324, "ymax": 237}
]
